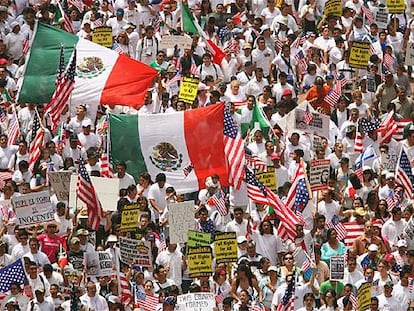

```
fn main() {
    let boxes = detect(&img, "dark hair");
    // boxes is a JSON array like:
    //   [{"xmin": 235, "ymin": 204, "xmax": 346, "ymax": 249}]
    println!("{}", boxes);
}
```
[
  {"xmin": 116, "ymin": 161, "xmax": 127, "ymax": 169},
  {"xmin": 259, "ymin": 220, "xmax": 274, "ymax": 235},
  {"xmin": 155, "ymin": 173, "xmax": 166, "ymax": 182}
]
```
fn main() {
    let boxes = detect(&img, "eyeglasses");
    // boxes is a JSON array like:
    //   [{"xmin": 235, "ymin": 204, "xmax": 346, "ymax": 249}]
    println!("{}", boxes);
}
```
[{"xmin": 284, "ymin": 257, "xmax": 293, "ymax": 260}]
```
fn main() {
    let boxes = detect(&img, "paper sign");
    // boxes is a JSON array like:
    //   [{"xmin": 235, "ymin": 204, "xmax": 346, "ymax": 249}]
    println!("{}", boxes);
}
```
[
  {"xmin": 119, "ymin": 237, "xmax": 152, "ymax": 267},
  {"xmin": 214, "ymin": 232, "xmax": 238, "ymax": 263},
  {"xmin": 178, "ymin": 77, "xmax": 199, "ymax": 104},
  {"xmin": 187, "ymin": 246, "xmax": 213, "ymax": 278},
  {"xmin": 159, "ymin": 35, "xmax": 193, "ymax": 50},
  {"xmin": 290, "ymin": 109, "xmax": 330, "ymax": 138},
  {"xmin": 48, "ymin": 171, "xmax": 72, "ymax": 201},
  {"xmin": 406, "ymin": 42, "xmax": 414, "ymax": 66},
  {"xmin": 85, "ymin": 251, "xmax": 113, "ymax": 276},
  {"xmin": 324, "ymin": 0, "xmax": 342, "ymax": 17},
  {"xmin": 255, "ymin": 166, "xmax": 276, "ymax": 192},
  {"xmin": 120, "ymin": 204, "xmax": 139, "ymax": 232},
  {"xmin": 386, "ymin": 0, "xmax": 405, "ymax": 13},
  {"xmin": 349, "ymin": 41, "xmax": 371, "ymax": 69},
  {"xmin": 176, "ymin": 293, "xmax": 216, "ymax": 311},
  {"xmin": 330, "ymin": 255, "xmax": 345, "ymax": 280},
  {"xmin": 168, "ymin": 201, "xmax": 196, "ymax": 244},
  {"xmin": 357, "ymin": 282, "xmax": 371, "ymax": 311},
  {"xmin": 12, "ymin": 191, "xmax": 54, "ymax": 227},
  {"xmin": 309, "ymin": 159, "xmax": 330, "ymax": 191},
  {"xmin": 92, "ymin": 26, "xmax": 113, "ymax": 48},
  {"xmin": 366, "ymin": 74, "xmax": 376, "ymax": 92},
  {"xmin": 375, "ymin": 7, "xmax": 389, "ymax": 29},
  {"xmin": 187, "ymin": 230, "xmax": 211, "ymax": 247}
]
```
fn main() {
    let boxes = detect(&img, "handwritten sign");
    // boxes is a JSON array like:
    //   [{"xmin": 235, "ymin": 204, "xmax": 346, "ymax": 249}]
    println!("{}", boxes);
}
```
[
  {"xmin": 176, "ymin": 293, "xmax": 216, "ymax": 311},
  {"xmin": 291, "ymin": 109, "xmax": 329, "ymax": 138},
  {"xmin": 85, "ymin": 251, "xmax": 113, "ymax": 277},
  {"xmin": 349, "ymin": 41, "xmax": 370, "ymax": 69},
  {"xmin": 168, "ymin": 201, "xmax": 196, "ymax": 244},
  {"xmin": 255, "ymin": 166, "xmax": 276, "ymax": 192},
  {"xmin": 309, "ymin": 159, "xmax": 330, "ymax": 191},
  {"xmin": 187, "ymin": 246, "xmax": 213, "ymax": 278},
  {"xmin": 12, "ymin": 191, "xmax": 54, "ymax": 227},
  {"xmin": 159, "ymin": 35, "xmax": 193, "ymax": 50},
  {"xmin": 324, "ymin": 0, "xmax": 342, "ymax": 17},
  {"xmin": 92, "ymin": 26, "xmax": 113, "ymax": 48},
  {"xmin": 187, "ymin": 230, "xmax": 211, "ymax": 247},
  {"xmin": 330, "ymin": 255, "xmax": 345, "ymax": 280},
  {"xmin": 121, "ymin": 204, "xmax": 139, "ymax": 232},
  {"xmin": 214, "ymin": 232, "xmax": 237, "ymax": 263},
  {"xmin": 48, "ymin": 171, "xmax": 72, "ymax": 201},
  {"xmin": 178, "ymin": 77, "xmax": 199, "ymax": 104},
  {"xmin": 119, "ymin": 237, "xmax": 152, "ymax": 267},
  {"xmin": 386, "ymin": 0, "xmax": 405, "ymax": 13}
]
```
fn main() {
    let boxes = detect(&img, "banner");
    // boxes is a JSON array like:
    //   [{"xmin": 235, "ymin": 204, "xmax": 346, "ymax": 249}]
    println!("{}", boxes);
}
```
[
  {"xmin": 159, "ymin": 35, "xmax": 193, "ymax": 50},
  {"xmin": 357, "ymin": 282, "xmax": 371, "ymax": 311},
  {"xmin": 12, "ymin": 191, "xmax": 54, "ymax": 227},
  {"xmin": 85, "ymin": 251, "xmax": 113, "ymax": 276},
  {"xmin": 386, "ymin": 0, "xmax": 405, "ymax": 13},
  {"xmin": 309, "ymin": 159, "xmax": 330, "ymax": 191},
  {"xmin": 168, "ymin": 201, "xmax": 196, "ymax": 244},
  {"xmin": 330, "ymin": 255, "xmax": 345, "ymax": 281},
  {"xmin": 214, "ymin": 232, "xmax": 238, "ymax": 263},
  {"xmin": 92, "ymin": 26, "xmax": 113, "ymax": 48},
  {"xmin": 119, "ymin": 237, "xmax": 152, "ymax": 267},
  {"xmin": 323, "ymin": 0, "xmax": 342, "ymax": 17},
  {"xmin": 120, "ymin": 204, "xmax": 140, "ymax": 232},
  {"xmin": 349, "ymin": 41, "xmax": 371, "ymax": 69},
  {"xmin": 187, "ymin": 230, "xmax": 211, "ymax": 247},
  {"xmin": 48, "ymin": 171, "xmax": 72, "ymax": 201},
  {"xmin": 255, "ymin": 166, "xmax": 276, "ymax": 192},
  {"xmin": 178, "ymin": 77, "xmax": 199, "ymax": 104},
  {"xmin": 176, "ymin": 293, "xmax": 215, "ymax": 311},
  {"xmin": 187, "ymin": 246, "xmax": 213, "ymax": 278}
]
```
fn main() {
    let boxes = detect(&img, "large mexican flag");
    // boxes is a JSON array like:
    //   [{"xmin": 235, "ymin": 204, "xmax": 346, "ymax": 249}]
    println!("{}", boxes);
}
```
[
  {"xmin": 18, "ymin": 23, "xmax": 157, "ymax": 112},
  {"xmin": 109, "ymin": 104, "xmax": 229, "ymax": 193}
]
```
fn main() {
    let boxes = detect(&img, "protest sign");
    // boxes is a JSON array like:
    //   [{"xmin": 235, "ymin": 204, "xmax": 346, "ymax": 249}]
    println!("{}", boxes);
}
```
[
  {"xmin": 178, "ymin": 77, "xmax": 199, "ymax": 104},
  {"xmin": 330, "ymin": 255, "xmax": 345, "ymax": 280},
  {"xmin": 187, "ymin": 246, "xmax": 213, "ymax": 278},
  {"xmin": 357, "ymin": 282, "xmax": 371, "ymax": 311},
  {"xmin": 159, "ymin": 35, "xmax": 193, "ymax": 50},
  {"xmin": 120, "ymin": 204, "xmax": 139, "ymax": 232},
  {"xmin": 375, "ymin": 7, "xmax": 389, "ymax": 29},
  {"xmin": 214, "ymin": 232, "xmax": 238, "ymax": 263},
  {"xmin": 48, "ymin": 171, "xmax": 72, "ymax": 201},
  {"xmin": 119, "ymin": 237, "xmax": 152, "ymax": 267},
  {"xmin": 349, "ymin": 41, "xmax": 371, "ymax": 69},
  {"xmin": 176, "ymin": 293, "xmax": 216, "ymax": 311},
  {"xmin": 290, "ymin": 109, "xmax": 329, "ymax": 138},
  {"xmin": 92, "ymin": 26, "xmax": 113, "ymax": 48},
  {"xmin": 366, "ymin": 74, "xmax": 376, "ymax": 93},
  {"xmin": 404, "ymin": 216, "xmax": 414, "ymax": 243},
  {"xmin": 406, "ymin": 42, "xmax": 414, "ymax": 66},
  {"xmin": 12, "ymin": 191, "xmax": 54, "ymax": 227},
  {"xmin": 187, "ymin": 230, "xmax": 211, "ymax": 247},
  {"xmin": 85, "ymin": 251, "xmax": 113, "ymax": 277},
  {"xmin": 168, "ymin": 201, "xmax": 196, "ymax": 244},
  {"xmin": 309, "ymin": 160, "xmax": 331, "ymax": 191},
  {"xmin": 386, "ymin": 0, "xmax": 405, "ymax": 13},
  {"xmin": 255, "ymin": 166, "xmax": 276, "ymax": 192},
  {"xmin": 68, "ymin": 253, "xmax": 84, "ymax": 273},
  {"xmin": 323, "ymin": 0, "xmax": 342, "ymax": 17}
]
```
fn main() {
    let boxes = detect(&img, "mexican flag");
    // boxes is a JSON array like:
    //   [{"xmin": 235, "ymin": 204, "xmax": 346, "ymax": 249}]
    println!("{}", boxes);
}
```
[
  {"xmin": 18, "ymin": 23, "xmax": 157, "ymax": 113},
  {"xmin": 109, "ymin": 104, "xmax": 229, "ymax": 193},
  {"xmin": 240, "ymin": 103, "xmax": 271, "ymax": 138}
]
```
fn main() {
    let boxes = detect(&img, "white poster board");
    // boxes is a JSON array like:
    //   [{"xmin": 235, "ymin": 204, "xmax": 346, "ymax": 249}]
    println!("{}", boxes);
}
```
[
  {"xmin": 12, "ymin": 191, "xmax": 55, "ymax": 227},
  {"xmin": 159, "ymin": 35, "xmax": 193, "ymax": 50},
  {"xmin": 375, "ymin": 7, "xmax": 389, "ymax": 29},
  {"xmin": 48, "ymin": 171, "xmax": 72, "ymax": 201},
  {"xmin": 175, "ymin": 293, "xmax": 216, "ymax": 311},
  {"xmin": 168, "ymin": 201, "xmax": 197, "ymax": 244},
  {"xmin": 69, "ymin": 175, "xmax": 120, "ymax": 211},
  {"xmin": 119, "ymin": 237, "xmax": 152, "ymax": 267},
  {"xmin": 309, "ymin": 159, "xmax": 331, "ymax": 191},
  {"xmin": 85, "ymin": 251, "xmax": 113, "ymax": 277},
  {"xmin": 288, "ymin": 108, "xmax": 330, "ymax": 138}
]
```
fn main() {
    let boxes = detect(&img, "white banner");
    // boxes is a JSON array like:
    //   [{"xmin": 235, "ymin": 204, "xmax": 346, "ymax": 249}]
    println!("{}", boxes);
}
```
[{"xmin": 12, "ymin": 191, "xmax": 54, "ymax": 227}]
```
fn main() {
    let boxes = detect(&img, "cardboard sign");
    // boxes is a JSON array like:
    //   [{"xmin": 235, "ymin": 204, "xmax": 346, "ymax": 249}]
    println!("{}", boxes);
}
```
[
  {"xmin": 187, "ymin": 230, "xmax": 211, "ymax": 247},
  {"xmin": 290, "ymin": 109, "xmax": 330, "ymax": 138},
  {"xmin": 214, "ymin": 232, "xmax": 238, "ymax": 263},
  {"xmin": 120, "ymin": 204, "xmax": 139, "ymax": 232},
  {"xmin": 168, "ymin": 201, "xmax": 196, "ymax": 244},
  {"xmin": 48, "ymin": 171, "xmax": 72, "ymax": 201},
  {"xmin": 92, "ymin": 26, "xmax": 113, "ymax": 48},
  {"xmin": 323, "ymin": 0, "xmax": 342, "ymax": 17},
  {"xmin": 366, "ymin": 74, "xmax": 376, "ymax": 92},
  {"xmin": 386, "ymin": 0, "xmax": 405, "ymax": 13},
  {"xmin": 176, "ymin": 293, "xmax": 216, "ymax": 311},
  {"xmin": 119, "ymin": 237, "xmax": 152, "ymax": 267},
  {"xmin": 159, "ymin": 35, "xmax": 193, "ymax": 50},
  {"xmin": 12, "ymin": 191, "xmax": 54, "ymax": 227},
  {"xmin": 69, "ymin": 175, "xmax": 120, "ymax": 211},
  {"xmin": 349, "ymin": 41, "xmax": 371, "ymax": 69},
  {"xmin": 357, "ymin": 282, "xmax": 371, "ymax": 311},
  {"xmin": 330, "ymin": 255, "xmax": 345, "ymax": 280},
  {"xmin": 85, "ymin": 251, "xmax": 113, "ymax": 276},
  {"xmin": 187, "ymin": 246, "xmax": 213, "ymax": 278},
  {"xmin": 406, "ymin": 42, "xmax": 414, "ymax": 66},
  {"xmin": 375, "ymin": 7, "xmax": 389, "ymax": 29},
  {"xmin": 309, "ymin": 160, "xmax": 330, "ymax": 191},
  {"xmin": 255, "ymin": 166, "xmax": 276, "ymax": 192},
  {"xmin": 178, "ymin": 77, "xmax": 199, "ymax": 104}
]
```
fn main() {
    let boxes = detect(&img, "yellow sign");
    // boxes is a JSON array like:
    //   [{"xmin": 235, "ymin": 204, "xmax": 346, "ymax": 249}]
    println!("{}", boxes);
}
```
[
  {"xmin": 178, "ymin": 77, "xmax": 199, "ymax": 104},
  {"xmin": 214, "ymin": 232, "xmax": 238, "ymax": 263},
  {"xmin": 120, "ymin": 204, "xmax": 139, "ymax": 232},
  {"xmin": 357, "ymin": 282, "xmax": 371, "ymax": 311},
  {"xmin": 349, "ymin": 41, "xmax": 371, "ymax": 69},
  {"xmin": 386, "ymin": 0, "xmax": 405, "ymax": 13},
  {"xmin": 187, "ymin": 246, "xmax": 213, "ymax": 277},
  {"xmin": 255, "ymin": 166, "xmax": 276, "ymax": 192},
  {"xmin": 324, "ymin": 0, "xmax": 342, "ymax": 17},
  {"xmin": 187, "ymin": 230, "xmax": 211, "ymax": 247},
  {"xmin": 92, "ymin": 26, "xmax": 113, "ymax": 48}
]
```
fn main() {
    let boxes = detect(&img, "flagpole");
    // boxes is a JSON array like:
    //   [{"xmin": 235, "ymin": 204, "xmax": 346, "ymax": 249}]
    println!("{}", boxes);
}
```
[{"xmin": 301, "ymin": 158, "xmax": 313, "ymax": 200}]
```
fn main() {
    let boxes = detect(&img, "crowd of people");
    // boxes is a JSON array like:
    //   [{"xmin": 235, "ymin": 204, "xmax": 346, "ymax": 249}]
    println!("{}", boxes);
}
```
[{"xmin": 0, "ymin": 0, "xmax": 413, "ymax": 309}]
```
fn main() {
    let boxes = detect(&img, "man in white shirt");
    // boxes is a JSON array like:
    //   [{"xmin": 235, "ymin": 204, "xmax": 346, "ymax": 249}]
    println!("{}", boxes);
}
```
[
  {"xmin": 148, "ymin": 173, "xmax": 172, "ymax": 220},
  {"xmin": 80, "ymin": 281, "xmax": 109, "ymax": 311},
  {"xmin": 23, "ymin": 238, "xmax": 50, "ymax": 269},
  {"xmin": 377, "ymin": 281, "xmax": 403, "ymax": 311},
  {"xmin": 114, "ymin": 161, "xmax": 135, "ymax": 190},
  {"xmin": 78, "ymin": 119, "xmax": 100, "ymax": 151},
  {"xmin": 225, "ymin": 207, "xmax": 248, "ymax": 238}
]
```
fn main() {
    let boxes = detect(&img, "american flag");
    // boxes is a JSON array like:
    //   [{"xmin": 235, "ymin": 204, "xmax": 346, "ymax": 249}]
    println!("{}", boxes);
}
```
[
  {"xmin": 28, "ymin": 113, "xmax": 44, "ymax": 173},
  {"xmin": 100, "ymin": 153, "xmax": 113, "ymax": 178},
  {"xmin": 383, "ymin": 53, "xmax": 395, "ymax": 69},
  {"xmin": 0, "ymin": 259, "xmax": 28, "ymax": 293},
  {"xmin": 360, "ymin": 4, "xmax": 374, "ymax": 23},
  {"xmin": 151, "ymin": 14, "xmax": 163, "ymax": 33},
  {"xmin": 277, "ymin": 278, "xmax": 295, "ymax": 311},
  {"xmin": 326, "ymin": 215, "xmax": 347, "ymax": 241},
  {"xmin": 96, "ymin": 114, "xmax": 108, "ymax": 135},
  {"xmin": 76, "ymin": 159, "xmax": 103, "ymax": 230},
  {"xmin": 0, "ymin": 107, "xmax": 6, "ymax": 123},
  {"xmin": 22, "ymin": 34, "xmax": 30, "ymax": 56},
  {"xmin": 212, "ymin": 190, "xmax": 228, "ymax": 216},
  {"xmin": 55, "ymin": 45, "xmax": 65, "ymax": 87},
  {"xmin": 93, "ymin": 19, "xmax": 103, "ymax": 28},
  {"xmin": 245, "ymin": 168, "xmax": 299, "ymax": 240},
  {"xmin": 183, "ymin": 162, "xmax": 194, "ymax": 177},
  {"xmin": 45, "ymin": 49, "xmax": 76, "ymax": 132},
  {"xmin": 135, "ymin": 290, "xmax": 159, "ymax": 311},
  {"xmin": 294, "ymin": 50, "xmax": 307, "ymax": 74},
  {"xmin": 396, "ymin": 149, "xmax": 414, "ymax": 200},
  {"xmin": 395, "ymin": 119, "xmax": 412, "ymax": 140},
  {"xmin": 119, "ymin": 273, "xmax": 133, "ymax": 307},
  {"xmin": 68, "ymin": 0, "xmax": 85, "ymax": 13},
  {"xmin": 379, "ymin": 110, "xmax": 398, "ymax": 144},
  {"xmin": 350, "ymin": 293, "xmax": 357, "ymax": 310},
  {"xmin": 354, "ymin": 125, "xmax": 363, "ymax": 153},
  {"xmin": 301, "ymin": 256, "xmax": 311, "ymax": 273},
  {"xmin": 58, "ymin": 1, "xmax": 74, "ymax": 34},
  {"xmin": 303, "ymin": 104, "xmax": 313, "ymax": 125},
  {"xmin": 385, "ymin": 190, "xmax": 399, "ymax": 211},
  {"xmin": 343, "ymin": 221, "xmax": 365, "ymax": 247},
  {"xmin": 232, "ymin": 10, "xmax": 247, "ymax": 24},
  {"xmin": 324, "ymin": 78, "xmax": 347, "ymax": 110},
  {"xmin": 224, "ymin": 38, "xmax": 240, "ymax": 55},
  {"xmin": 223, "ymin": 109, "xmax": 245, "ymax": 190},
  {"xmin": 359, "ymin": 117, "xmax": 380, "ymax": 134},
  {"xmin": 157, "ymin": 232, "xmax": 167, "ymax": 253},
  {"xmin": 112, "ymin": 42, "xmax": 124, "ymax": 54},
  {"xmin": 291, "ymin": 35, "xmax": 306, "ymax": 49},
  {"xmin": 166, "ymin": 73, "xmax": 182, "ymax": 88},
  {"xmin": 189, "ymin": 63, "xmax": 200, "ymax": 76},
  {"xmin": 274, "ymin": 38, "xmax": 284, "ymax": 52},
  {"xmin": 245, "ymin": 147, "xmax": 267, "ymax": 172},
  {"xmin": 215, "ymin": 286, "xmax": 225, "ymax": 304},
  {"xmin": 0, "ymin": 172, "xmax": 12, "ymax": 190},
  {"xmin": 285, "ymin": 162, "xmax": 309, "ymax": 212}
]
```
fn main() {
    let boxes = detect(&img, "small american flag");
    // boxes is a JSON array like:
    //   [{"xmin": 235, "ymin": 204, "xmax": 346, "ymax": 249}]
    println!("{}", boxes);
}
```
[
  {"xmin": 7, "ymin": 108, "xmax": 20, "ymax": 146},
  {"xmin": 294, "ymin": 50, "xmax": 307, "ymax": 74},
  {"xmin": 68, "ymin": 0, "xmax": 85, "ymax": 13},
  {"xmin": 93, "ymin": 19, "xmax": 103, "ymax": 27},
  {"xmin": 396, "ymin": 149, "xmax": 414, "ymax": 200},
  {"xmin": 385, "ymin": 191, "xmax": 399, "ymax": 211},
  {"xmin": 112, "ymin": 42, "xmax": 124, "ymax": 54},
  {"xmin": 96, "ymin": 114, "xmax": 108, "ymax": 135},
  {"xmin": 274, "ymin": 37, "xmax": 284, "ymax": 52},
  {"xmin": 166, "ymin": 73, "xmax": 182, "ymax": 88},
  {"xmin": 354, "ymin": 125, "xmax": 363, "ymax": 153},
  {"xmin": 224, "ymin": 38, "xmax": 240, "ymax": 55},
  {"xmin": 303, "ymin": 104, "xmax": 313, "ymax": 125},
  {"xmin": 157, "ymin": 232, "xmax": 167, "ymax": 253},
  {"xmin": 360, "ymin": 4, "xmax": 374, "ymax": 23},
  {"xmin": 28, "ymin": 113, "xmax": 44, "ymax": 173},
  {"xmin": 245, "ymin": 147, "xmax": 267, "ymax": 172},
  {"xmin": 379, "ymin": 110, "xmax": 398, "ymax": 144},
  {"xmin": 135, "ymin": 290, "xmax": 159, "ymax": 311},
  {"xmin": 22, "ymin": 34, "xmax": 30, "ymax": 56},
  {"xmin": 291, "ymin": 35, "xmax": 306, "ymax": 49},
  {"xmin": 119, "ymin": 273, "xmax": 133, "ymax": 307},
  {"xmin": 326, "ymin": 215, "xmax": 347, "ymax": 241},
  {"xmin": 277, "ymin": 279, "xmax": 295, "ymax": 311},
  {"xmin": 383, "ymin": 53, "xmax": 395, "ymax": 69},
  {"xmin": 212, "ymin": 190, "xmax": 228, "ymax": 216},
  {"xmin": 350, "ymin": 293, "xmax": 357, "ymax": 310},
  {"xmin": 0, "ymin": 172, "xmax": 12, "ymax": 189},
  {"xmin": 360, "ymin": 117, "xmax": 380, "ymax": 134},
  {"xmin": 100, "ymin": 153, "xmax": 114, "ymax": 178},
  {"xmin": 232, "ymin": 10, "xmax": 247, "ymax": 24},
  {"xmin": 395, "ymin": 119, "xmax": 412, "ymax": 141},
  {"xmin": 0, "ymin": 107, "xmax": 6, "ymax": 123},
  {"xmin": 215, "ymin": 286, "xmax": 225, "ymax": 304},
  {"xmin": 189, "ymin": 63, "xmax": 200, "ymax": 76},
  {"xmin": 324, "ymin": 78, "xmax": 348, "ymax": 110},
  {"xmin": 183, "ymin": 162, "xmax": 194, "ymax": 177}
]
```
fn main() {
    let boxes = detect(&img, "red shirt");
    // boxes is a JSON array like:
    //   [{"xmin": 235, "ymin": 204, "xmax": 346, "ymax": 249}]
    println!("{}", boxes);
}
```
[{"xmin": 37, "ymin": 234, "xmax": 61, "ymax": 263}]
